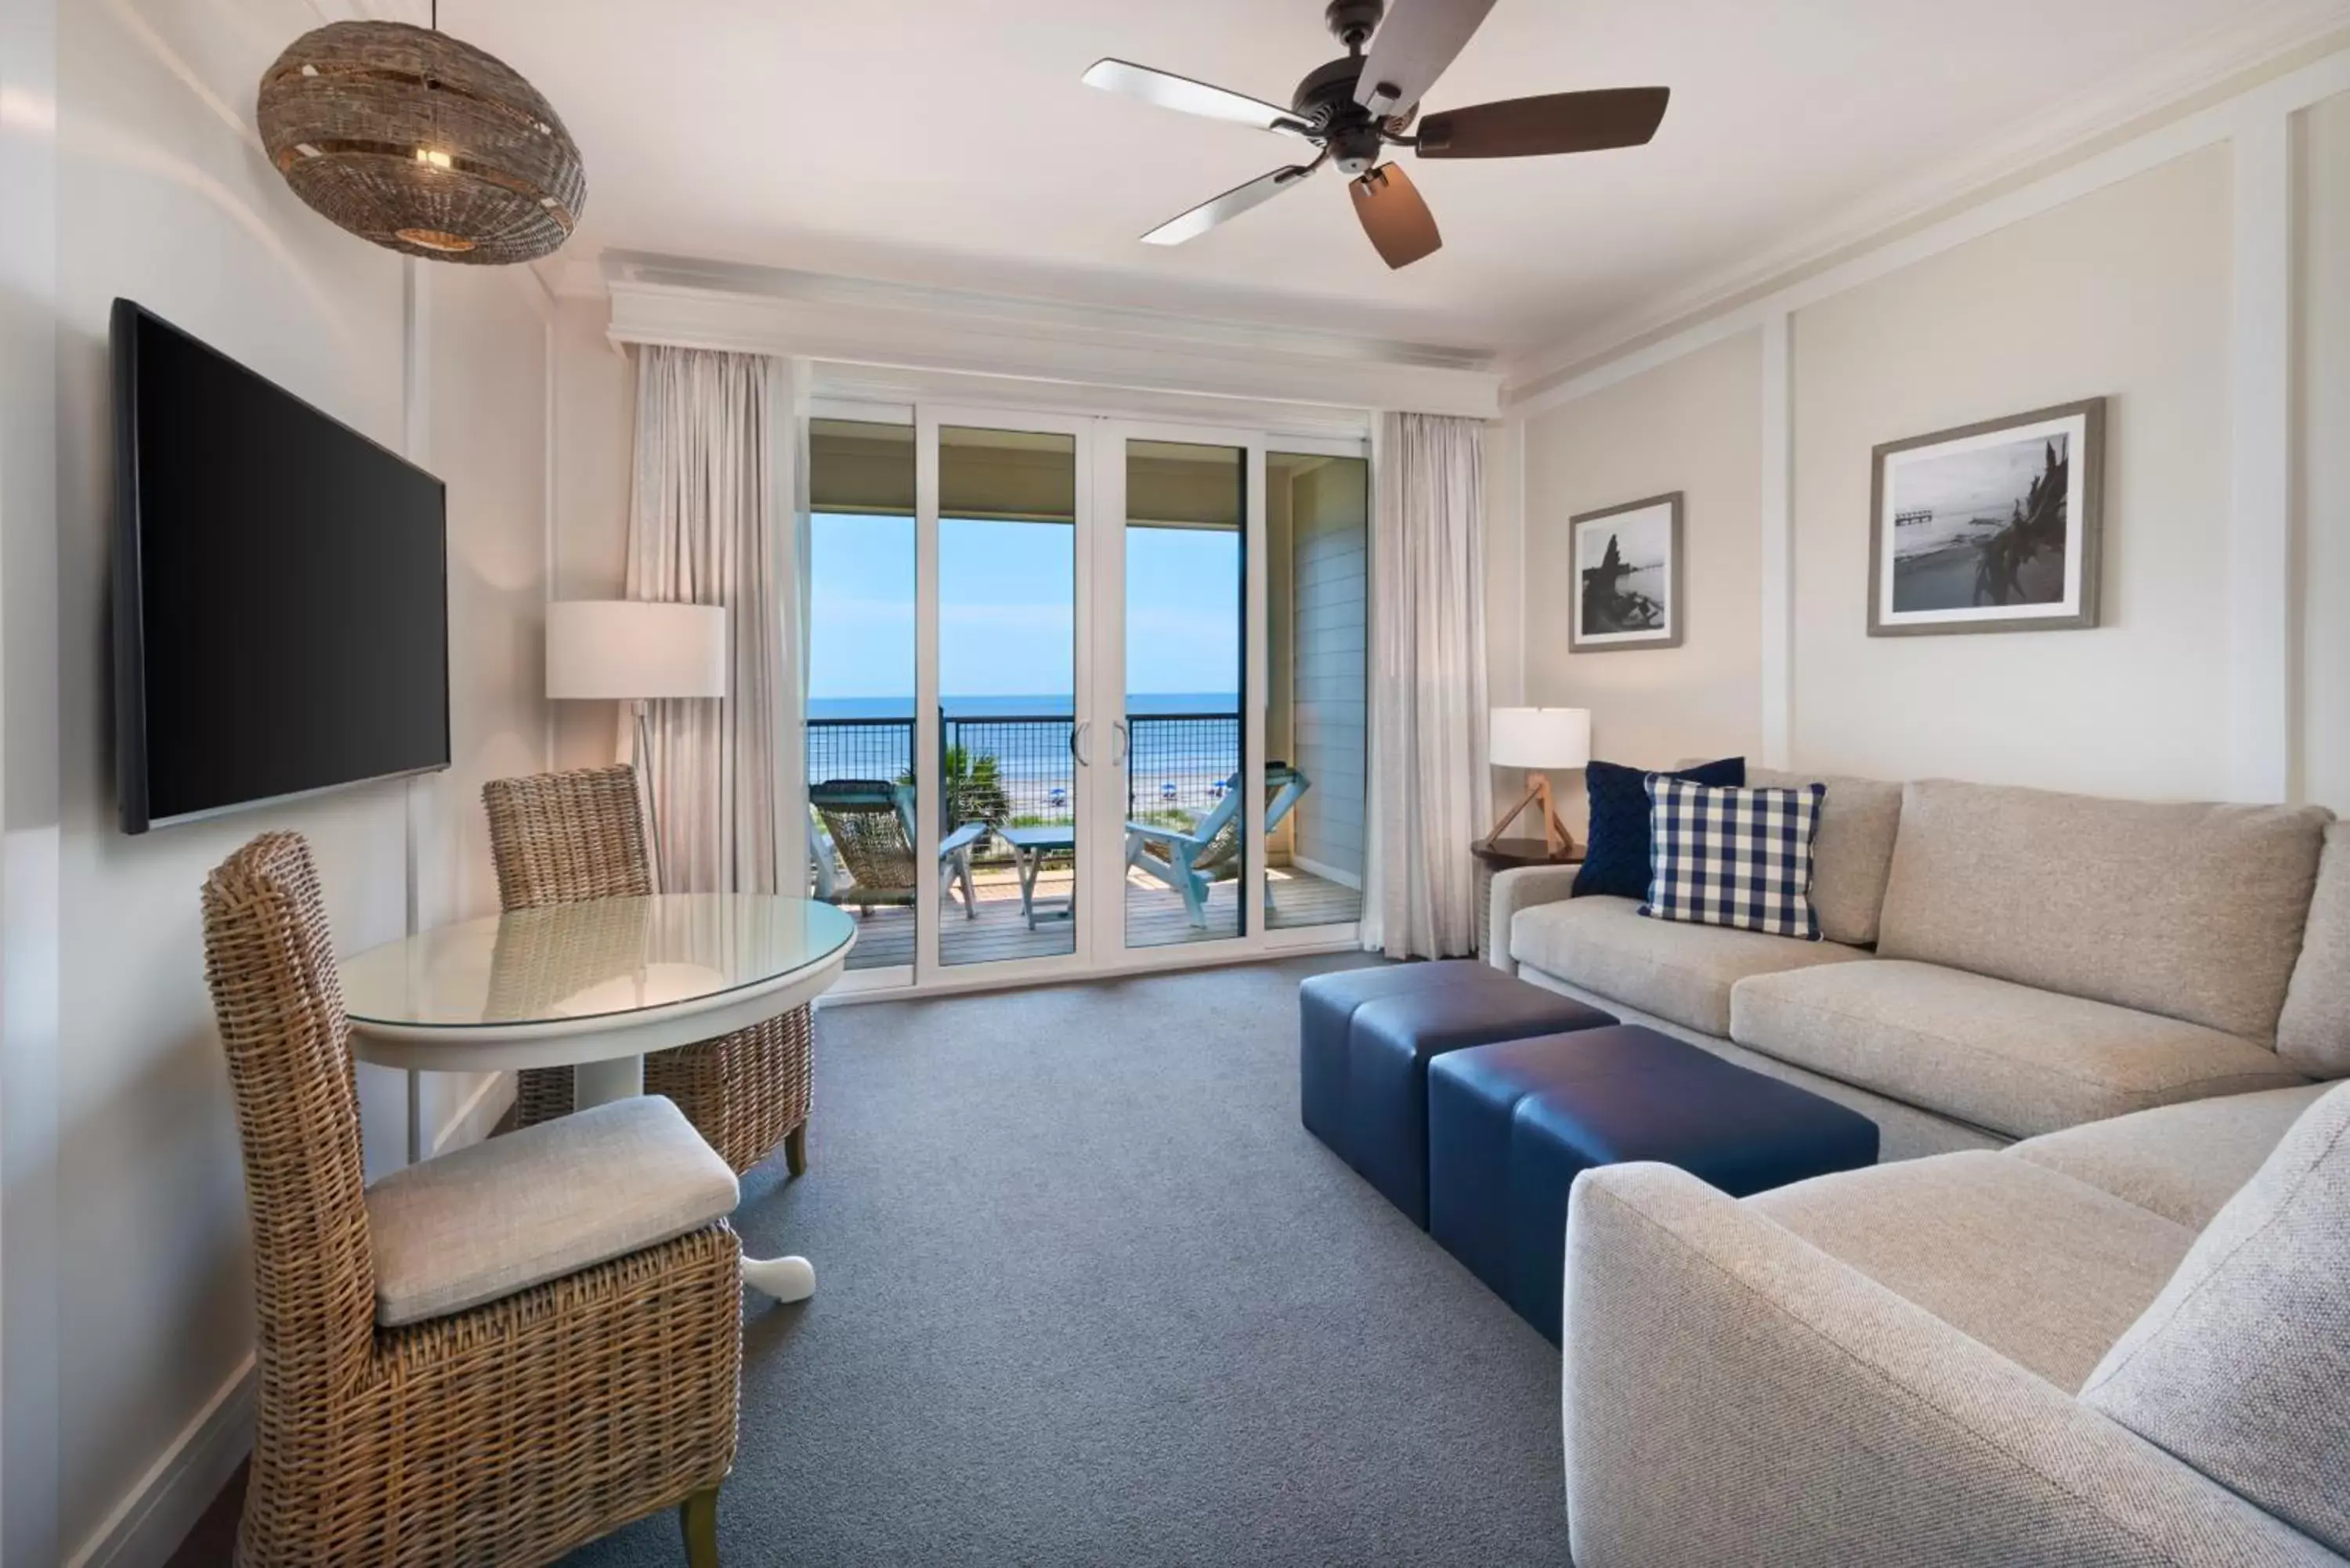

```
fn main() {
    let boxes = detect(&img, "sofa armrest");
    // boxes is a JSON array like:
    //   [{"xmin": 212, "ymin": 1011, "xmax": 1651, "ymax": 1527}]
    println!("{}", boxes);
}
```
[
  {"xmin": 1487, "ymin": 865, "xmax": 1581, "ymax": 972},
  {"xmin": 1562, "ymin": 1164, "xmax": 2342, "ymax": 1568}
]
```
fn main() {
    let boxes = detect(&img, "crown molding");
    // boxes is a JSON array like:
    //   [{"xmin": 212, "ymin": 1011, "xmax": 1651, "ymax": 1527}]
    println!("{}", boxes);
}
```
[
  {"xmin": 602, "ymin": 251, "xmax": 1502, "ymax": 418},
  {"xmin": 1504, "ymin": 2, "xmax": 2350, "ymax": 399}
]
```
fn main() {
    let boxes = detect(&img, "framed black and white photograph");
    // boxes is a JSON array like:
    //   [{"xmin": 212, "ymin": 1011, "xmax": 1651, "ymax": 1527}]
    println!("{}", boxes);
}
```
[
  {"xmin": 1570, "ymin": 492, "xmax": 1683, "ymax": 652},
  {"xmin": 1868, "ymin": 398, "xmax": 2104, "ymax": 637}
]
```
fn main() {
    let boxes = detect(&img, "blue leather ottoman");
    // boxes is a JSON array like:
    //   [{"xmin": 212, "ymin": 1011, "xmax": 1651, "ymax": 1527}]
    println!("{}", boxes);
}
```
[
  {"xmin": 1427, "ymin": 1025, "xmax": 1878, "ymax": 1342},
  {"xmin": 1299, "ymin": 963, "xmax": 1614, "ymax": 1227}
]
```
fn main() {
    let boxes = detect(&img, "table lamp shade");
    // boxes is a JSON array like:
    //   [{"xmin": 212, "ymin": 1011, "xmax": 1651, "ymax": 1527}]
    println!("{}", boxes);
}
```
[
  {"xmin": 1490, "ymin": 707, "xmax": 1592, "ymax": 771},
  {"xmin": 545, "ymin": 601, "xmax": 728, "ymax": 701}
]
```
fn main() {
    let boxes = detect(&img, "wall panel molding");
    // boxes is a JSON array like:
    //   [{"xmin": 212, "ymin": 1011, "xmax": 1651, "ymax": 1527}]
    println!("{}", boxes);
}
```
[{"xmin": 1501, "ymin": 44, "xmax": 2348, "ymax": 804}]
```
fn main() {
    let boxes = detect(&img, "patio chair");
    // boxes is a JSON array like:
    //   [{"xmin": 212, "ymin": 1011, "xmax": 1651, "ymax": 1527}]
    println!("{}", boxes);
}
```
[
  {"xmin": 808, "ymin": 779, "xmax": 986, "ymax": 917},
  {"xmin": 1126, "ymin": 764, "xmax": 1310, "ymax": 928}
]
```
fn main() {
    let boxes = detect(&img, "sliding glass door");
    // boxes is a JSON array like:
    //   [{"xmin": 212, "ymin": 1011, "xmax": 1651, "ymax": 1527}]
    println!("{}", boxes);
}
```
[{"xmin": 806, "ymin": 403, "xmax": 1362, "ymax": 992}]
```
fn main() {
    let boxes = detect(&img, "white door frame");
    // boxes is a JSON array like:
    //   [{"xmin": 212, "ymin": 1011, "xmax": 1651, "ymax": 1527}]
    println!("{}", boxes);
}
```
[
  {"xmin": 812, "ymin": 400, "xmax": 1368, "ymax": 1003},
  {"xmin": 916, "ymin": 403, "xmax": 1099, "ymax": 992}
]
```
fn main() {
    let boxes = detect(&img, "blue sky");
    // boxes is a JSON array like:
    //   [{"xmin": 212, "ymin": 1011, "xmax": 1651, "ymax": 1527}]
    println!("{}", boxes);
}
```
[{"xmin": 809, "ymin": 513, "xmax": 1238, "ymax": 699}]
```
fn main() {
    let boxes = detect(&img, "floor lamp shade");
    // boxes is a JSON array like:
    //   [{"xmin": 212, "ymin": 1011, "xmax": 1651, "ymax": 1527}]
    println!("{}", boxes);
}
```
[{"xmin": 545, "ymin": 601, "xmax": 728, "ymax": 701}]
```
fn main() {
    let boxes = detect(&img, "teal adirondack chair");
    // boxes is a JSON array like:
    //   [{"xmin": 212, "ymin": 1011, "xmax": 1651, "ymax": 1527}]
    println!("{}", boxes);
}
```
[
  {"xmin": 807, "ymin": 779, "xmax": 986, "ymax": 916},
  {"xmin": 1125, "ymin": 764, "xmax": 1310, "ymax": 927}
]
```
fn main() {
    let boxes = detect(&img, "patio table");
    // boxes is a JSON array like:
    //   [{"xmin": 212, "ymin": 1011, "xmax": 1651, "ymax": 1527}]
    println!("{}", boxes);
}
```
[{"xmin": 996, "ymin": 825, "xmax": 1076, "ymax": 930}]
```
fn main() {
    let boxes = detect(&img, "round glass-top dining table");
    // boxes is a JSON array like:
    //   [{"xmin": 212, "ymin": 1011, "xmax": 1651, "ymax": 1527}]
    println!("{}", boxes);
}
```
[{"xmin": 342, "ymin": 894, "xmax": 857, "ymax": 1301}]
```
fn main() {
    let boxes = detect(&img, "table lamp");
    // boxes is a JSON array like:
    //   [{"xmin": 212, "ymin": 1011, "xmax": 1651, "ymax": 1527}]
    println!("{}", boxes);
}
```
[
  {"xmin": 545, "ymin": 600, "xmax": 728, "ymax": 884},
  {"xmin": 1487, "ymin": 706, "xmax": 1592, "ymax": 857}
]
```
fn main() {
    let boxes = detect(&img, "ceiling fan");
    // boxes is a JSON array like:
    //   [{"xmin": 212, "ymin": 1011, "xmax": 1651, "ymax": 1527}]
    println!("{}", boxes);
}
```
[{"xmin": 1082, "ymin": 0, "xmax": 1668, "ymax": 269}]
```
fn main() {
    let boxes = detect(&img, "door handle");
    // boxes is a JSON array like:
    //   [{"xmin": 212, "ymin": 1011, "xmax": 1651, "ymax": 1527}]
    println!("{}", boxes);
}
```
[
  {"xmin": 1071, "ymin": 721, "xmax": 1091, "ymax": 767},
  {"xmin": 1111, "ymin": 720, "xmax": 1129, "ymax": 768}
]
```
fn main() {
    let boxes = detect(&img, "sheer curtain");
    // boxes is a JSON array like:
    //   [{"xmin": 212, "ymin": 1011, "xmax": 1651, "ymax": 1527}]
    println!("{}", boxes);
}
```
[
  {"xmin": 624, "ymin": 345, "xmax": 806, "ymax": 894},
  {"xmin": 1363, "ymin": 412, "xmax": 1490, "ymax": 959}
]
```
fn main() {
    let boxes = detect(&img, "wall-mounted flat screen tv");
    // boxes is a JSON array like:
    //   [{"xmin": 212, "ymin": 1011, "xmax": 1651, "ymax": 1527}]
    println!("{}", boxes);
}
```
[{"xmin": 113, "ymin": 299, "xmax": 450, "ymax": 834}]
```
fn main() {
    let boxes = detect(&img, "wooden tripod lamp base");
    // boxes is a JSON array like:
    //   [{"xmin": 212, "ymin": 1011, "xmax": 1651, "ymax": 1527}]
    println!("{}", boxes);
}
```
[
  {"xmin": 1488, "ymin": 706, "xmax": 1592, "ymax": 860},
  {"xmin": 1488, "ymin": 772, "xmax": 1576, "ymax": 858}
]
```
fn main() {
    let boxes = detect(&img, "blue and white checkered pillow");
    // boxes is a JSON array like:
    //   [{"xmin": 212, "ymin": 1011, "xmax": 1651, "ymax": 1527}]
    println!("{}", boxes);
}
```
[{"xmin": 1640, "ymin": 776, "xmax": 1827, "ymax": 940}]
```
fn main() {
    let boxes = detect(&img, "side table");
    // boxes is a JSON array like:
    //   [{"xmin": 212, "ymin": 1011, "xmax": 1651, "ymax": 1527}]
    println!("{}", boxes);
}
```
[{"xmin": 1470, "ymin": 838, "xmax": 1584, "ymax": 960}]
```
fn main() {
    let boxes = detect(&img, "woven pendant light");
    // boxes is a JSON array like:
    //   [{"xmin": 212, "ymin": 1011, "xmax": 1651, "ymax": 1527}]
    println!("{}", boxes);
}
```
[{"xmin": 256, "ymin": 19, "xmax": 584, "ymax": 266}]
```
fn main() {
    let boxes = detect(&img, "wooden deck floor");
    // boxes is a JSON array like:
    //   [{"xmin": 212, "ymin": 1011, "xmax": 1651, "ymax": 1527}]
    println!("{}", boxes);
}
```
[{"xmin": 833, "ymin": 864, "xmax": 1361, "ymax": 970}]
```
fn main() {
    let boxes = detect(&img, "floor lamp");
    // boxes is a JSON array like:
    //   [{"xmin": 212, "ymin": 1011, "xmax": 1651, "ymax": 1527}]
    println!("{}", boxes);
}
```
[
  {"xmin": 546, "ymin": 600, "xmax": 730, "ymax": 891},
  {"xmin": 1486, "ymin": 706, "xmax": 1593, "ymax": 858}
]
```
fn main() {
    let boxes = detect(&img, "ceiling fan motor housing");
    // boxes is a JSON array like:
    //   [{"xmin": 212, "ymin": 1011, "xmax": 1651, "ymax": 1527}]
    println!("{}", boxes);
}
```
[{"xmin": 1292, "ymin": 56, "xmax": 1384, "ymax": 173}]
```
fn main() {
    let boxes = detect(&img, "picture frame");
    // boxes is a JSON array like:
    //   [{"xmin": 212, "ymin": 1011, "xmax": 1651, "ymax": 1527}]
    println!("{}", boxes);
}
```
[
  {"xmin": 1569, "ymin": 492, "xmax": 1683, "ymax": 653},
  {"xmin": 1867, "ymin": 397, "xmax": 2105, "ymax": 637}
]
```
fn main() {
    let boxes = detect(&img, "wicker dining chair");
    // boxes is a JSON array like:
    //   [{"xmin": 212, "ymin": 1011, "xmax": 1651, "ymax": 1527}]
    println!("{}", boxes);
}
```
[
  {"xmin": 483, "ymin": 764, "xmax": 812, "ymax": 1176},
  {"xmin": 201, "ymin": 832, "xmax": 740, "ymax": 1568}
]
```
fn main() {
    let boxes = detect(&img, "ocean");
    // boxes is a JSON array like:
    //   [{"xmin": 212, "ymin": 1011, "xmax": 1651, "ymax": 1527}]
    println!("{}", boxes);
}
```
[{"xmin": 809, "ymin": 693, "xmax": 1239, "ymax": 719}]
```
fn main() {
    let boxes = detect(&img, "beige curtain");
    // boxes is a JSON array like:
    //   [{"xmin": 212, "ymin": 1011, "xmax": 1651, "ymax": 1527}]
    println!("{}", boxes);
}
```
[
  {"xmin": 1363, "ymin": 412, "xmax": 1491, "ymax": 959},
  {"xmin": 625, "ymin": 345, "xmax": 801, "ymax": 894}
]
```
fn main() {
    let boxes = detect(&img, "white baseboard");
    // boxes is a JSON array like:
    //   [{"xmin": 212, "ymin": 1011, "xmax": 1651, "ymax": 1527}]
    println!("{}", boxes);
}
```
[
  {"xmin": 71, "ymin": 1071, "xmax": 512, "ymax": 1568},
  {"xmin": 67, "ymin": 1353, "xmax": 254, "ymax": 1568}
]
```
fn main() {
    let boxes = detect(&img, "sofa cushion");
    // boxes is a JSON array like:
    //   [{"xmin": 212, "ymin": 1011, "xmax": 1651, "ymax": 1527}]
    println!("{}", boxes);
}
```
[
  {"xmin": 1730, "ymin": 960, "xmax": 2308, "ymax": 1140},
  {"xmin": 1746, "ymin": 768, "xmax": 1903, "ymax": 948},
  {"xmin": 1573, "ymin": 756, "xmax": 1744, "ymax": 901},
  {"xmin": 2010, "ymin": 1083, "xmax": 2334, "ymax": 1229},
  {"xmin": 366, "ymin": 1096, "xmax": 739, "ymax": 1328},
  {"xmin": 1510, "ymin": 894, "xmax": 1868, "ymax": 1037},
  {"xmin": 1875, "ymin": 779, "xmax": 2330, "ymax": 1044},
  {"xmin": 1750, "ymin": 1151, "xmax": 2194, "ymax": 1390},
  {"xmin": 2278, "ymin": 821, "xmax": 2350, "ymax": 1078},
  {"xmin": 2082, "ymin": 1082, "xmax": 2350, "ymax": 1556}
]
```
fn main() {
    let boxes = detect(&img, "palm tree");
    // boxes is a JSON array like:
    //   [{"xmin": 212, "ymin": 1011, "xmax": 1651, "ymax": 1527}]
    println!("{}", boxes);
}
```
[{"xmin": 905, "ymin": 745, "xmax": 1010, "ymax": 829}]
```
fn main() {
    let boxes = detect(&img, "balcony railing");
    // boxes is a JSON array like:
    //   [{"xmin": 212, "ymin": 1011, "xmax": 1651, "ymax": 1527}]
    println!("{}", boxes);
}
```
[{"xmin": 806, "ymin": 713, "xmax": 1241, "ymax": 860}]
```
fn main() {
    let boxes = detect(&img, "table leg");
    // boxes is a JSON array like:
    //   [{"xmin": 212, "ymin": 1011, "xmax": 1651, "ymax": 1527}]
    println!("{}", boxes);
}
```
[
  {"xmin": 1017, "ymin": 846, "xmax": 1040, "ymax": 930},
  {"xmin": 572, "ymin": 1053, "xmax": 816, "ymax": 1302},
  {"xmin": 573, "ymin": 1054, "xmax": 644, "ymax": 1107}
]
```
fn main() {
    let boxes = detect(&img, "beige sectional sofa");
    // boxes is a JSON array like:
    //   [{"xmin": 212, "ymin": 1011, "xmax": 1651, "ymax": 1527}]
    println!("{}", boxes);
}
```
[
  {"xmin": 1493, "ymin": 772, "xmax": 2350, "ymax": 1563},
  {"xmin": 1562, "ymin": 1078, "xmax": 2350, "ymax": 1566},
  {"xmin": 1490, "ymin": 774, "xmax": 2345, "ymax": 1158}
]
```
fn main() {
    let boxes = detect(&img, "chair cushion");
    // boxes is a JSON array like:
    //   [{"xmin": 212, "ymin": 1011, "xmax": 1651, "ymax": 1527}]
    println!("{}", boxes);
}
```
[
  {"xmin": 1509, "ymin": 894, "xmax": 1868, "ymax": 1037},
  {"xmin": 1573, "ymin": 756, "xmax": 1744, "ymax": 901},
  {"xmin": 2009, "ymin": 1083, "xmax": 2334, "ymax": 1229},
  {"xmin": 1641, "ymin": 778, "xmax": 1826, "ymax": 940},
  {"xmin": 2082, "ymin": 1082, "xmax": 2350, "ymax": 1556},
  {"xmin": 367, "ymin": 1096, "xmax": 739, "ymax": 1328},
  {"xmin": 1751, "ymin": 1151, "xmax": 2195, "ymax": 1390},
  {"xmin": 1875, "ymin": 779, "xmax": 2330, "ymax": 1044},
  {"xmin": 1746, "ymin": 768, "xmax": 1904, "ymax": 947},
  {"xmin": 2278, "ymin": 821, "xmax": 2350, "ymax": 1078},
  {"xmin": 1731, "ymin": 960, "xmax": 2308, "ymax": 1140}
]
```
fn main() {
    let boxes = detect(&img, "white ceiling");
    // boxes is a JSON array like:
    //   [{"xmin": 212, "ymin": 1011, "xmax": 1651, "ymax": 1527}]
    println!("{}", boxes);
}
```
[{"xmin": 443, "ymin": 0, "xmax": 2348, "ymax": 362}]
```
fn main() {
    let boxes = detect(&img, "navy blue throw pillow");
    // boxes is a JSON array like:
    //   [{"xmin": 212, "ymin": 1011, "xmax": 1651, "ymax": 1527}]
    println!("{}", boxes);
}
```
[{"xmin": 1572, "ymin": 756, "xmax": 1746, "ymax": 901}]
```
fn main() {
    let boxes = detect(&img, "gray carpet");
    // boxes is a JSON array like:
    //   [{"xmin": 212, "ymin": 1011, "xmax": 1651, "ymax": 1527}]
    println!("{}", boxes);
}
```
[{"xmin": 562, "ymin": 955, "xmax": 1571, "ymax": 1567}]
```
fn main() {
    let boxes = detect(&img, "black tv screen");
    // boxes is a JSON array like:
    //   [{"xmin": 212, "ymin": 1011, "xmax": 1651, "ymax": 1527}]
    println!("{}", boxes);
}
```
[{"xmin": 113, "ymin": 300, "xmax": 450, "ymax": 833}]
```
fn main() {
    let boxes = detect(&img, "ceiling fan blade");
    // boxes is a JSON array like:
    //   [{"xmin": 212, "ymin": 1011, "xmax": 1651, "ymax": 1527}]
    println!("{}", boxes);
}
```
[
  {"xmin": 1416, "ymin": 87, "xmax": 1670, "ymax": 159},
  {"xmin": 1354, "ymin": 0, "xmax": 1498, "ymax": 117},
  {"xmin": 1349, "ymin": 162, "xmax": 1441, "ymax": 269},
  {"xmin": 1142, "ymin": 159, "xmax": 1325, "ymax": 247},
  {"xmin": 1083, "ymin": 59, "xmax": 1311, "ymax": 136}
]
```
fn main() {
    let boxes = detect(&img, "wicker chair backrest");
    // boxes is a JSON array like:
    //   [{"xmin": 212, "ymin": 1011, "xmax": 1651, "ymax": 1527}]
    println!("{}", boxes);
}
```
[{"xmin": 484, "ymin": 764, "xmax": 653, "ymax": 911}]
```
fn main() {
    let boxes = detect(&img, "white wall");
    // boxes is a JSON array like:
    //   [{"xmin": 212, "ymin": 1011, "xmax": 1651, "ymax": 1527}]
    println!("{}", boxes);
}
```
[
  {"xmin": 2302, "ymin": 89, "xmax": 2350, "ymax": 813},
  {"xmin": 551, "ymin": 296, "xmax": 635, "ymax": 771},
  {"xmin": 1523, "ymin": 329, "xmax": 1764, "ymax": 831},
  {"xmin": 1502, "ymin": 49, "xmax": 2348, "ymax": 815},
  {"xmin": 1, "ymin": 2, "xmax": 556, "ymax": 1560},
  {"xmin": 1791, "ymin": 147, "xmax": 2232, "ymax": 794}
]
